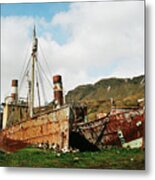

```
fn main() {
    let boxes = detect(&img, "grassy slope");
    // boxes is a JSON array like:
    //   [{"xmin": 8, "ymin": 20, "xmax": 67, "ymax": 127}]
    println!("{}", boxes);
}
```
[
  {"xmin": 66, "ymin": 75, "xmax": 144, "ymax": 102},
  {"xmin": 0, "ymin": 148, "xmax": 145, "ymax": 170},
  {"xmin": 66, "ymin": 75, "xmax": 145, "ymax": 120}
]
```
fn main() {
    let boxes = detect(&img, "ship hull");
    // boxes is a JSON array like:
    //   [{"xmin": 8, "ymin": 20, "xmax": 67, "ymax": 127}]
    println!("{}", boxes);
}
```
[
  {"xmin": 72, "ymin": 109, "xmax": 144, "ymax": 150},
  {"xmin": 0, "ymin": 105, "xmax": 71, "ymax": 152},
  {"xmin": 0, "ymin": 107, "xmax": 144, "ymax": 152}
]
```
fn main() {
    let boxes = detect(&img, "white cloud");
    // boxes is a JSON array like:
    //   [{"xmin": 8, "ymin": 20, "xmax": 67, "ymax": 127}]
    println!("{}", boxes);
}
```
[{"xmin": 1, "ymin": 1, "xmax": 144, "ymax": 104}]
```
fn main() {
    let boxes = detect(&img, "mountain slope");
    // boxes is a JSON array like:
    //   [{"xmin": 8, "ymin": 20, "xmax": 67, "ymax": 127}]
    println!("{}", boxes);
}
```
[
  {"xmin": 66, "ymin": 75, "xmax": 144, "ymax": 102},
  {"xmin": 65, "ymin": 75, "xmax": 145, "ymax": 120}
]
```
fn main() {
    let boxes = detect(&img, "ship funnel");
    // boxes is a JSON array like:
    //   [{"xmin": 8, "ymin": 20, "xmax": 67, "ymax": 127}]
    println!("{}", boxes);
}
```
[
  {"xmin": 53, "ymin": 75, "xmax": 64, "ymax": 107},
  {"xmin": 11, "ymin": 79, "xmax": 18, "ymax": 103}
]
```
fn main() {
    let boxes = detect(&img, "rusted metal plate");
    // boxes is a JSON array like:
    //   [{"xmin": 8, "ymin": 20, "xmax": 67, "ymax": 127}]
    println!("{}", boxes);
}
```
[
  {"xmin": 0, "ymin": 106, "xmax": 144, "ymax": 152},
  {"xmin": 0, "ymin": 106, "xmax": 70, "ymax": 152},
  {"xmin": 73, "ymin": 108, "xmax": 144, "ymax": 149}
]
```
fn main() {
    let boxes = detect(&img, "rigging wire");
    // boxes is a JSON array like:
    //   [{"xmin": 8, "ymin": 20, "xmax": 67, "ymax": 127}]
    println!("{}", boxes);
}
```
[
  {"xmin": 36, "ymin": 61, "xmax": 47, "ymax": 104},
  {"xmin": 37, "ymin": 60, "xmax": 53, "ymax": 89},
  {"xmin": 18, "ymin": 42, "xmax": 32, "ymax": 83},
  {"xmin": 2, "ymin": 42, "xmax": 32, "ymax": 101},
  {"xmin": 18, "ymin": 57, "xmax": 31, "ymax": 95},
  {"xmin": 38, "ymin": 42, "xmax": 52, "ymax": 79},
  {"xmin": 10, "ymin": 36, "xmax": 55, "ymax": 105}
]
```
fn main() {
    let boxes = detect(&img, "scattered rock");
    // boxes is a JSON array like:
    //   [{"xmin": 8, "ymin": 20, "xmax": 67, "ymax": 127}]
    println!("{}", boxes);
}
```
[
  {"xmin": 72, "ymin": 149, "xmax": 80, "ymax": 153},
  {"xmin": 130, "ymin": 158, "xmax": 134, "ymax": 162},
  {"xmin": 73, "ymin": 157, "xmax": 79, "ymax": 162},
  {"xmin": 56, "ymin": 153, "xmax": 61, "ymax": 157}
]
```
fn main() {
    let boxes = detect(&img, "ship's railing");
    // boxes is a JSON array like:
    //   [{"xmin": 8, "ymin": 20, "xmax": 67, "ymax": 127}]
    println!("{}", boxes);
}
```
[{"xmin": 4, "ymin": 96, "xmax": 28, "ymax": 106}]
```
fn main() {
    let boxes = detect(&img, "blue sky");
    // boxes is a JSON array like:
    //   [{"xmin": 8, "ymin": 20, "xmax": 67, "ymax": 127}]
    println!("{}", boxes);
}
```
[
  {"xmin": 1, "ymin": 2, "xmax": 71, "ymax": 44},
  {"xmin": 1, "ymin": 2, "xmax": 70, "ymax": 20}
]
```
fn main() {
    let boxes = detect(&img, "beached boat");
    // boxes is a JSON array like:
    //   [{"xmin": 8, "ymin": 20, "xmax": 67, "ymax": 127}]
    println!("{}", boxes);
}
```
[{"xmin": 0, "ymin": 27, "xmax": 145, "ymax": 152}]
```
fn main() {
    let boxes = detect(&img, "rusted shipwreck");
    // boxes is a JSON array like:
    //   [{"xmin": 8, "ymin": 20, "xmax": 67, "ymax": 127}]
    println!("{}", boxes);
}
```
[{"xmin": 0, "ymin": 27, "xmax": 145, "ymax": 153}]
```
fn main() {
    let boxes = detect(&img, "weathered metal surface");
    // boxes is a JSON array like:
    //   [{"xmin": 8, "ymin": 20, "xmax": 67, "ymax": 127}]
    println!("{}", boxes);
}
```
[
  {"xmin": 11, "ymin": 79, "xmax": 18, "ymax": 103},
  {"xmin": 0, "ymin": 105, "xmax": 144, "ymax": 152},
  {"xmin": 0, "ymin": 105, "xmax": 70, "ymax": 152},
  {"xmin": 122, "ymin": 137, "xmax": 143, "ymax": 149},
  {"xmin": 2, "ymin": 104, "xmax": 29, "ymax": 129},
  {"xmin": 53, "ymin": 75, "xmax": 64, "ymax": 106},
  {"xmin": 73, "ymin": 108, "xmax": 144, "ymax": 149}
]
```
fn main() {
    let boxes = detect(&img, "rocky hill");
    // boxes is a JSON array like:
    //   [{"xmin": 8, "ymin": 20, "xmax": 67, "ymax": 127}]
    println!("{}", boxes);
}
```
[{"xmin": 66, "ymin": 75, "xmax": 145, "ymax": 120}]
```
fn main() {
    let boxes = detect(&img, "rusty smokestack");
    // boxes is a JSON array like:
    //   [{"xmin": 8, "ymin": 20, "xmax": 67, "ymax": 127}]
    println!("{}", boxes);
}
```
[
  {"xmin": 53, "ymin": 75, "xmax": 63, "ymax": 106},
  {"xmin": 11, "ymin": 79, "xmax": 18, "ymax": 103}
]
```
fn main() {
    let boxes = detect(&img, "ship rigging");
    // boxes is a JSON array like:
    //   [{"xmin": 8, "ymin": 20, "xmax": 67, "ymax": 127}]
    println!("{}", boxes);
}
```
[{"xmin": 17, "ymin": 26, "xmax": 54, "ymax": 118}]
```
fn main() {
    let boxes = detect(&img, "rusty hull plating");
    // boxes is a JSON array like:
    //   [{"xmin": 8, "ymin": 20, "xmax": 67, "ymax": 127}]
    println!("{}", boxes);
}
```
[
  {"xmin": 0, "ymin": 105, "xmax": 71, "ymax": 152},
  {"xmin": 0, "ymin": 104, "xmax": 145, "ymax": 152},
  {"xmin": 71, "ymin": 109, "xmax": 144, "ymax": 150}
]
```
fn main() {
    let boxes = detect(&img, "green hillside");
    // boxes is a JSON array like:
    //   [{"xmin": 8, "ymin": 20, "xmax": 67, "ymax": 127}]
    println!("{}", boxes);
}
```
[{"xmin": 66, "ymin": 75, "xmax": 145, "ymax": 120}]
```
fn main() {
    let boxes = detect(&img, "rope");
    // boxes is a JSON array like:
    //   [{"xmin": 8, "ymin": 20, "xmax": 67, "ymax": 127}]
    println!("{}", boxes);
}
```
[
  {"xmin": 18, "ymin": 42, "xmax": 32, "ymax": 83},
  {"xmin": 18, "ymin": 57, "xmax": 31, "ymax": 94},
  {"xmin": 36, "ymin": 61, "xmax": 47, "ymax": 104},
  {"xmin": 37, "ymin": 61, "xmax": 53, "ymax": 88},
  {"xmin": 15, "ymin": 38, "xmax": 54, "ymax": 105},
  {"xmin": 38, "ymin": 42, "xmax": 52, "ymax": 79}
]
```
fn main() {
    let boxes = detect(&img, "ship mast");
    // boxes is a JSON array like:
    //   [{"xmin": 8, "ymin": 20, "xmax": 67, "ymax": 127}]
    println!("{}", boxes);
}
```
[{"xmin": 30, "ymin": 25, "xmax": 38, "ymax": 117}]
